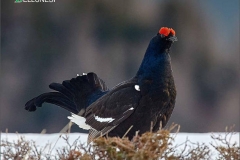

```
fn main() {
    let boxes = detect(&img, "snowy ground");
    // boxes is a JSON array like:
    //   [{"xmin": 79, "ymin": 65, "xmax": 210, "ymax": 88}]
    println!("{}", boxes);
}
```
[{"xmin": 1, "ymin": 132, "xmax": 239, "ymax": 158}]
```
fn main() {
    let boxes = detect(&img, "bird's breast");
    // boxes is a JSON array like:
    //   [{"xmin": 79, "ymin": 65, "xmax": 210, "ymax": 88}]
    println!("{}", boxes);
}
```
[{"xmin": 137, "ymin": 73, "xmax": 176, "ymax": 109}]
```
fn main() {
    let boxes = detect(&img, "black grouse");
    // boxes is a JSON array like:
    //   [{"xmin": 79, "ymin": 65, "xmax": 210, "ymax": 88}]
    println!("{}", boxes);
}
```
[{"xmin": 25, "ymin": 27, "xmax": 177, "ymax": 143}]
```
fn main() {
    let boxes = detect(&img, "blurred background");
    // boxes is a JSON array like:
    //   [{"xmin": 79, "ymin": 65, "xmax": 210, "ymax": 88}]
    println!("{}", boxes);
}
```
[{"xmin": 1, "ymin": 0, "xmax": 239, "ymax": 133}]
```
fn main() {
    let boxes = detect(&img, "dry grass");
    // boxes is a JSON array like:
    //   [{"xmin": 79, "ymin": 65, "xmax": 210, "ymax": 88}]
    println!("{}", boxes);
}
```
[{"xmin": 1, "ymin": 124, "xmax": 239, "ymax": 160}]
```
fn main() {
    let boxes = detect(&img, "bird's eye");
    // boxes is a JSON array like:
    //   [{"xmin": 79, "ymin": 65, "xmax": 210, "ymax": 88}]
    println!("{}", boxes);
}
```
[{"xmin": 160, "ymin": 34, "xmax": 166, "ymax": 38}]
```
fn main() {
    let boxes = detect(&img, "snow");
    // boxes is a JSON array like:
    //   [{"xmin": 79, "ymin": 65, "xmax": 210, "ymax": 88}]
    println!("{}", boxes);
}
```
[{"xmin": 1, "ymin": 132, "xmax": 239, "ymax": 158}]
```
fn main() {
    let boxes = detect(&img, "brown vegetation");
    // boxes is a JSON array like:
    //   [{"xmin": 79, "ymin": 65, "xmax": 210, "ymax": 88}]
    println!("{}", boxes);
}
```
[{"xmin": 1, "ymin": 124, "xmax": 239, "ymax": 160}]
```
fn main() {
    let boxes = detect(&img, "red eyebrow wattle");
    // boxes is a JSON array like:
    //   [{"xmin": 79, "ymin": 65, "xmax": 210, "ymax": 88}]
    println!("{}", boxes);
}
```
[{"xmin": 159, "ymin": 27, "xmax": 170, "ymax": 36}]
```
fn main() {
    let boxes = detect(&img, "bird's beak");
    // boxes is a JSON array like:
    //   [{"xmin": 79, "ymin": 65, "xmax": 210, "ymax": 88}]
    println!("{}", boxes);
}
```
[{"xmin": 168, "ymin": 36, "xmax": 178, "ymax": 42}]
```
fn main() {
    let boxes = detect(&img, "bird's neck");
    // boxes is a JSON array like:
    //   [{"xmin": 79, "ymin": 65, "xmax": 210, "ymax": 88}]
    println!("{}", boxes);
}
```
[{"xmin": 136, "ymin": 48, "xmax": 172, "ymax": 83}]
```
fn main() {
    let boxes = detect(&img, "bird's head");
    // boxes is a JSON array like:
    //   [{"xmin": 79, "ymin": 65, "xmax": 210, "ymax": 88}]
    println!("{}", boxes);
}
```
[
  {"xmin": 152, "ymin": 27, "xmax": 177, "ymax": 51},
  {"xmin": 158, "ymin": 27, "xmax": 177, "ymax": 42},
  {"xmin": 137, "ymin": 27, "xmax": 177, "ymax": 75}
]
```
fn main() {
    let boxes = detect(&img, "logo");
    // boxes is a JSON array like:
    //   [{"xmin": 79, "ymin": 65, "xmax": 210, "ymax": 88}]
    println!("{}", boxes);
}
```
[{"xmin": 15, "ymin": 0, "xmax": 22, "ymax": 3}]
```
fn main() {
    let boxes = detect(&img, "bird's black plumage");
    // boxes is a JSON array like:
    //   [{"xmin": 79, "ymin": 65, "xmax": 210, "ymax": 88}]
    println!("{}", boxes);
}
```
[{"xmin": 25, "ymin": 27, "xmax": 177, "ymax": 142}]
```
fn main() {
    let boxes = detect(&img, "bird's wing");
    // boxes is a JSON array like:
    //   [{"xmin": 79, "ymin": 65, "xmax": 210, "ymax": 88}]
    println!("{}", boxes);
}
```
[
  {"xmin": 25, "ymin": 72, "xmax": 108, "ymax": 114},
  {"xmin": 84, "ymin": 78, "xmax": 141, "ymax": 142}
]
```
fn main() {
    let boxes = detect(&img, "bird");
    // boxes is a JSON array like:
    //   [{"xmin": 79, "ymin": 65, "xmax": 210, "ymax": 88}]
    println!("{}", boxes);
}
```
[{"xmin": 25, "ymin": 27, "xmax": 177, "ymax": 143}]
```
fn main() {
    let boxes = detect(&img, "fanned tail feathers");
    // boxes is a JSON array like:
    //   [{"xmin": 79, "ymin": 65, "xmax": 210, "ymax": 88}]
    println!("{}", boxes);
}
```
[{"xmin": 25, "ymin": 72, "xmax": 108, "ymax": 114}]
